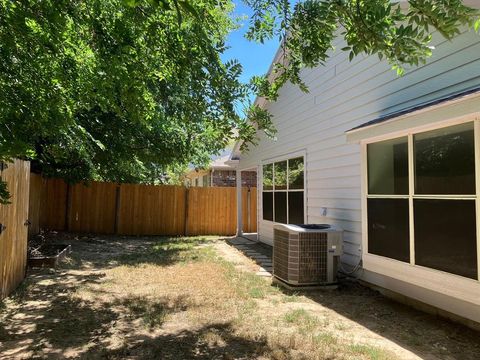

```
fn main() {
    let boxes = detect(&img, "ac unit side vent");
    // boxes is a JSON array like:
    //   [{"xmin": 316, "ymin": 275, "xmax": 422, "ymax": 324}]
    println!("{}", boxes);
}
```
[{"xmin": 273, "ymin": 229, "xmax": 290, "ymax": 282}]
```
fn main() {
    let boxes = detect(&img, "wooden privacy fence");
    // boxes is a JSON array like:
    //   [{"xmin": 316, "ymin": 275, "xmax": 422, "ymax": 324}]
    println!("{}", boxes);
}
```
[
  {"xmin": 29, "ymin": 175, "xmax": 257, "ymax": 236},
  {"xmin": 1, "ymin": 160, "xmax": 30, "ymax": 299}
]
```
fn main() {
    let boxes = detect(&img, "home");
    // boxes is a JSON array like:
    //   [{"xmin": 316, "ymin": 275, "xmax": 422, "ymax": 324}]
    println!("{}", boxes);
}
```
[
  {"xmin": 185, "ymin": 154, "xmax": 257, "ymax": 188},
  {"xmin": 231, "ymin": 20, "xmax": 480, "ymax": 327}
]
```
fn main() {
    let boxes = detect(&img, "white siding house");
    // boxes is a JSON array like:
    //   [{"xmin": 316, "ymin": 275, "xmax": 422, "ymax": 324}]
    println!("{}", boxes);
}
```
[{"xmin": 232, "ymin": 23, "xmax": 480, "ymax": 326}]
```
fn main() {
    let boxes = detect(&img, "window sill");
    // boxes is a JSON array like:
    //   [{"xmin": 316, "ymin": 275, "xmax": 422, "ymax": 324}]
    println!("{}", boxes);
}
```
[{"xmin": 363, "ymin": 253, "xmax": 480, "ymax": 306}]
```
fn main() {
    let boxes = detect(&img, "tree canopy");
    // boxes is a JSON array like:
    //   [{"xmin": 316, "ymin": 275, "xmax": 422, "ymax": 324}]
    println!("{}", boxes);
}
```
[
  {"xmin": 1, "ymin": 0, "xmax": 479, "ymax": 203},
  {"xmin": 0, "ymin": 0, "xmax": 262, "ymax": 202},
  {"xmin": 246, "ymin": 0, "xmax": 479, "ymax": 100}
]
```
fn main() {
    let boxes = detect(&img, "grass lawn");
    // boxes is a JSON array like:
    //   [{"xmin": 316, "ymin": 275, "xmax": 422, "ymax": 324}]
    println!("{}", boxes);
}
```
[{"xmin": 1, "ymin": 234, "xmax": 479, "ymax": 359}]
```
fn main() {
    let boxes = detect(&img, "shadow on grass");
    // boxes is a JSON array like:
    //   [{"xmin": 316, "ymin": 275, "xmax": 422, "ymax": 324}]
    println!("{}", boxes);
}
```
[
  {"xmin": 0, "ymin": 272, "xmax": 115, "ymax": 358},
  {"xmin": 276, "ymin": 279, "xmax": 480, "ymax": 360},
  {"xmin": 227, "ymin": 237, "xmax": 480, "ymax": 359},
  {"xmin": 2, "ymin": 234, "xmax": 245, "ymax": 358},
  {"xmin": 83, "ymin": 322, "xmax": 270, "ymax": 360},
  {"xmin": 53, "ymin": 233, "xmax": 218, "ymax": 270},
  {"xmin": 1, "ymin": 272, "xmax": 270, "ymax": 359}
]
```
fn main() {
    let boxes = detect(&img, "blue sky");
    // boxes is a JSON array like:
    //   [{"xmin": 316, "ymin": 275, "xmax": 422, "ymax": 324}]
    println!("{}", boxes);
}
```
[{"xmin": 221, "ymin": 1, "xmax": 280, "ymax": 102}]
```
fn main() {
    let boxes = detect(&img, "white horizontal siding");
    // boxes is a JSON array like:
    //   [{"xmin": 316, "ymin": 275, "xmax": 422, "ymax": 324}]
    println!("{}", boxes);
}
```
[{"xmin": 239, "ymin": 28, "xmax": 480, "ymax": 269}]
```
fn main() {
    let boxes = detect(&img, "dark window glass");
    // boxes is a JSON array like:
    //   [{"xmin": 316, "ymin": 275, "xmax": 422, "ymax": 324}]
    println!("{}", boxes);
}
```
[
  {"xmin": 414, "ymin": 122, "xmax": 475, "ymax": 195},
  {"xmin": 414, "ymin": 199, "xmax": 477, "ymax": 279},
  {"xmin": 263, "ymin": 164, "xmax": 273, "ymax": 190},
  {"xmin": 368, "ymin": 137, "xmax": 408, "ymax": 195},
  {"xmin": 289, "ymin": 157, "xmax": 304, "ymax": 189},
  {"xmin": 274, "ymin": 161, "xmax": 287, "ymax": 190},
  {"xmin": 274, "ymin": 192, "xmax": 287, "ymax": 223},
  {"xmin": 368, "ymin": 198, "xmax": 410, "ymax": 262},
  {"xmin": 262, "ymin": 192, "xmax": 273, "ymax": 221},
  {"xmin": 288, "ymin": 192, "xmax": 304, "ymax": 224}
]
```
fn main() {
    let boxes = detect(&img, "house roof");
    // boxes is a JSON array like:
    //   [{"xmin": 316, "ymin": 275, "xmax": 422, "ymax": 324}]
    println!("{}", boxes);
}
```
[
  {"xmin": 210, "ymin": 154, "xmax": 234, "ymax": 170},
  {"xmin": 346, "ymin": 86, "xmax": 480, "ymax": 133}
]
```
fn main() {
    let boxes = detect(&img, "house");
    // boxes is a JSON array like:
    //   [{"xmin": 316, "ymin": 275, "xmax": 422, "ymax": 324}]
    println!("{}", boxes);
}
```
[
  {"xmin": 231, "ymin": 11, "xmax": 480, "ymax": 327},
  {"xmin": 184, "ymin": 154, "xmax": 257, "ymax": 188}
]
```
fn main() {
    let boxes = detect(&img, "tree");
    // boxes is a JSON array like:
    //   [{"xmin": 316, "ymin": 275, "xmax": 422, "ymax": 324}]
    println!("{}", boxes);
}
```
[
  {"xmin": 246, "ymin": 0, "xmax": 480, "ymax": 100},
  {"xmin": 0, "ymin": 0, "xmax": 269, "ymax": 202},
  {"xmin": 1, "ymin": 1, "xmax": 478, "ymax": 204}
]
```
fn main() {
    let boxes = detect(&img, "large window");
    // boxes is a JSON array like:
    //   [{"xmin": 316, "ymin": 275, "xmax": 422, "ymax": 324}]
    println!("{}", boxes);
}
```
[
  {"xmin": 366, "ymin": 122, "xmax": 478, "ymax": 280},
  {"xmin": 262, "ymin": 156, "xmax": 304, "ymax": 224}
]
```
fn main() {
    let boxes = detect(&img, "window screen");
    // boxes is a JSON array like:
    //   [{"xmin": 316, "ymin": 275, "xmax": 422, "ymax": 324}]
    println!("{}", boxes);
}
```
[
  {"xmin": 414, "ymin": 199, "xmax": 477, "ymax": 279},
  {"xmin": 274, "ymin": 161, "xmax": 287, "ymax": 190},
  {"xmin": 368, "ymin": 137, "xmax": 408, "ymax": 195},
  {"xmin": 368, "ymin": 198, "xmax": 410, "ymax": 262},
  {"xmin": 263, "ymin": 164, "xmax": 273, "ymax": 190},
  {"xmin": 274, "ymin": 192, "xmax": 287, "ymax": 223},
  {"xmin": 288, "ymin": 192, "xmax": 304, "ymax": 224},
  {"xmin": 262, "ymin": 192, "xmax": 273, "ymax": 221},
  {"xmin": 289, "ymin": 157, "xmax": 304, "ymax": 190},
  {"xmin": 414, "ymin": 122, "xmax": 475, "ymax": 195}
]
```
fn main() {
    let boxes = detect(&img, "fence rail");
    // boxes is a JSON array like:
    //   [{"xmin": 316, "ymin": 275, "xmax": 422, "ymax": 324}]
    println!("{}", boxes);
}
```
[{"xmin": 29, "ymin": 175, "xmax": 257, "ymax": 236}]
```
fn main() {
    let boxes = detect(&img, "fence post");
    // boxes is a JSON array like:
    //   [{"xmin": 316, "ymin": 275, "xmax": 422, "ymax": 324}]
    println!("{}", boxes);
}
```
[{"xmin": 184, "ymin": 187, "xmax": 189, "ymax": 236}]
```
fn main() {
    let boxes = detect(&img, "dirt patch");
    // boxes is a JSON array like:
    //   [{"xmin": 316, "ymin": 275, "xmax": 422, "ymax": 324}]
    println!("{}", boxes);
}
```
[{"xmin": 1, "ymin": 233, "xmax": 479, "ymax": 359}]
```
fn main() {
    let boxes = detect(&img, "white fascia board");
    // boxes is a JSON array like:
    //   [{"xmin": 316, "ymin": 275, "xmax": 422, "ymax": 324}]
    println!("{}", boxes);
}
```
[
  {"xmin": 224, "ymin": 159, "xmax": 239, "ymax": 168},
  {"xmin": 346, "ymin": 92, "xmax": 480, "ymax": 143}
]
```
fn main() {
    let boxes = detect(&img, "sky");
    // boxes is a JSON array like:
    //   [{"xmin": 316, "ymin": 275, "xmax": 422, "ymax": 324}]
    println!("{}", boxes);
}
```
[{"xmin": 221, "ymin": 1, "xmax": 280, "ymax": 103}]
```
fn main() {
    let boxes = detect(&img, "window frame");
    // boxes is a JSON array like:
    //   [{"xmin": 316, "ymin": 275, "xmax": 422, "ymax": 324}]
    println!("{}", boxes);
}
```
[
  {"xmin": 261, "ymin": 151, "xmax": 307, "ymax": 225},
  {"xmin": 361, "ymin": 114, "xmax": 480, "ymax": 284}
]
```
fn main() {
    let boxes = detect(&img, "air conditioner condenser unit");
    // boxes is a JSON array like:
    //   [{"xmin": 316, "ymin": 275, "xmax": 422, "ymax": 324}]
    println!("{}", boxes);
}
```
[{"xmin": 273, "ymin": 224, "xmax": 343, "ymax": 288}]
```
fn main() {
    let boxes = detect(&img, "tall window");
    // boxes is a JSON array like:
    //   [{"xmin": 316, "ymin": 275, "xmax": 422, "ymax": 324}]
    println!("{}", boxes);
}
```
[
  {"xmin": 366, "ymin": 122, "xmax": 478, "ymax": 280},
  {"xmin": 367, "ymin": 137, "xmax": 410, "ymax": 263},
  {"xmin": 262, "ymin": 157, "xmax": 304, "ymax": 224}
]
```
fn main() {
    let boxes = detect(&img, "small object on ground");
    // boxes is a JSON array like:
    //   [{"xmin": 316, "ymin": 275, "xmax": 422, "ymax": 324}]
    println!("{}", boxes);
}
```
[{"xmin": 27, "ymin": 244, "xmax": 72, "ymax": 269}]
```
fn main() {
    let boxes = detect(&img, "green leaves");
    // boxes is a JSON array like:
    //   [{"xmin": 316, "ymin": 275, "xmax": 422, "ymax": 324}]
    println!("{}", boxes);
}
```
[
  {"xmin": 0, "ymin": 0, "xmax": 250, "ymax": 192},
  {"xmin": 246, "ymin": 0, "xmax": 480, "ymax": 100}
]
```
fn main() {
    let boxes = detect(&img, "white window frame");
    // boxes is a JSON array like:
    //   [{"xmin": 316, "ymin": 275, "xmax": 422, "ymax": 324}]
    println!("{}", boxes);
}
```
[
  {"xmin": 360, "ymin": 113, "xmax": 480, "ymax": 306},
  {"xmin": 261, "ymin": 150, "xmax": 307, "ymax": 225}
]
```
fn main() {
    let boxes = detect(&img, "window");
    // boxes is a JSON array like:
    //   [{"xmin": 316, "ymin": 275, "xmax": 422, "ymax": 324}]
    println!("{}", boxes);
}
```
[
  {"xmin": 413, "ymin": 123, "xmax": 477, "ymax": 279},
  {"xmin": 367, "ymin": 137, "xmax": 410, "ymax": 262},
  {"xmin": 262, "ymin": 156, "xmax": 304, "ymax": 224},
  {"xmin": 366, "ymin": 121, "xmax": 478, "ymax": 280}
]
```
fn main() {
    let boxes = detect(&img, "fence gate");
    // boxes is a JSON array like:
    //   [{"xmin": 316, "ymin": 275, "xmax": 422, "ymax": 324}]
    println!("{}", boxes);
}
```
[{"xmin": 0, "ymin": 159, "xmax": 30, "ymax": 299}]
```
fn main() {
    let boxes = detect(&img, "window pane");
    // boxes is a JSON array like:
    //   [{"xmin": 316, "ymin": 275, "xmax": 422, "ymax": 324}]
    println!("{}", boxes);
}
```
[
  {"xmin": 274, "ymin": 161, "xmax": 287, "ymax": 190},
  {"xmin": 289, "ymin": 157, "xmax": 304, "ymax": 190},
  {"xmin": 414, "ymin": 122, "xmax": 475, "ymax": 195},
  {"xmin": 414, "ymin": 199, "xmax": 477, "ymax": 279},
  {"xmin": 368, "ymin": 198, "xmax": 409, "ymax": 262},
  {"xmin": 368, "ymin": 137, "xmax": 408, "ymax": 195},
  {"xmin": 274, "ymin": 192, "xmax": 287, "ymax": 223},
  {"xmin": 263, "ymin": 164, "xmax": 273, "ymax": 190},
  {"xmin": 288, "ymin": 192, "xmax": 304, "ymax": 224},
  {"xmin": 262, "ymin": 192, "xmax": 273, "ymax": 221}
]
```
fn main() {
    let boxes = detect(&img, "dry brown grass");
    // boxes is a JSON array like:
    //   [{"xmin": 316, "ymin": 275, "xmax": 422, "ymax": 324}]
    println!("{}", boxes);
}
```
[{"xmin": 1, "ymin": 234, "xmax": 479, "ymax": 359}]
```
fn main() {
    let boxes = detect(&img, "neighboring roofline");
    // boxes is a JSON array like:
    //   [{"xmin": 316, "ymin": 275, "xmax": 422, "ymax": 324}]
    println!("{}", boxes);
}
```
[{"xmin": 345, "ymin": 86, "xmax": 480, "ymax": 134}]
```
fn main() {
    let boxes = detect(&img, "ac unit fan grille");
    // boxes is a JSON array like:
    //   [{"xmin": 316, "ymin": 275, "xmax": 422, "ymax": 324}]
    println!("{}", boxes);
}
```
[{"xmin": 298, "ymin": 232, "xmax": 328, "ymax": 283}]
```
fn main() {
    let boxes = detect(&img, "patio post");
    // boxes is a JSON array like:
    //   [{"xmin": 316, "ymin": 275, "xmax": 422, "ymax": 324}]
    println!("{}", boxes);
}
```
[{"xmin": 236, "ymin": 169, "xmax": 243, "ymax": 237}]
